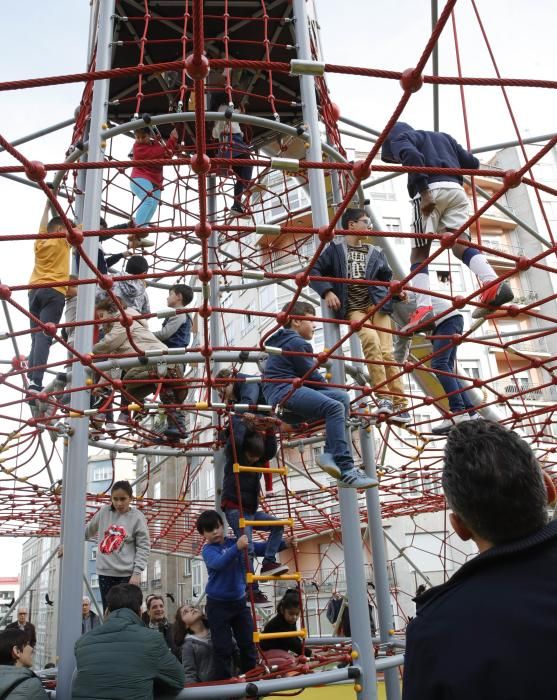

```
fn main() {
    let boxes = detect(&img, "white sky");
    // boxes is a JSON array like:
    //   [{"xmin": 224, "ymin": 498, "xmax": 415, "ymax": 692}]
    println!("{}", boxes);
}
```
[{"xmin": 0, "ymin": 0, "xmax": 556, "ymax": 575}]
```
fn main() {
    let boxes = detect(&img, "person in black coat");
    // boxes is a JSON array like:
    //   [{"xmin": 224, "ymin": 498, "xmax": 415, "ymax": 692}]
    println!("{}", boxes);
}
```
[
  {"xmin": 402, "ymin": 420, "xmax": 557, "ymax": 700},
  {"xmin": 6, "ymin": 609, "xmax": 36, "ymax": 648},
  {"xmin": 260, "ymin": 589, "xmax": 311, "ymax": 657},
  {"xmin": 145, "ymin": 595, "xmax": 181, "ymax": 660}
]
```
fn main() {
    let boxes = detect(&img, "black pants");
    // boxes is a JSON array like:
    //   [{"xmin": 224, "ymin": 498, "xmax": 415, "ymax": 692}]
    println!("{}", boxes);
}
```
[
  {"xmin": 206, "ymin": 596, "xmax": 256, "ymax": 680},
  {"xmin": 28, "ymin": 288, "xmax": 65, "ymax": 386},
  {"xmin": 98, "ymin": 574, "xmax": 130, "ymax": 611}
]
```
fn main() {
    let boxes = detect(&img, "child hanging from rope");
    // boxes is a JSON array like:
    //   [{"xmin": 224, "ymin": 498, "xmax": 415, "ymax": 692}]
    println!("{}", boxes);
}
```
[
  {"xmin": 391, "ymin": 291, "xmax": 480, "ymax": 434},
  {"xmin": 129, "ymin": 126, "xmax": 178, "ymax": 248},
  {"xmin": 210, "ymin": 91, "xmax": 253, "ymax": 217},
  {"xmin": 263, "ymin": 300, "xmax": 377, "ymax": 490},
  {"xmin": 381, "ymin": 122, "xmax": 513, "ymax": 332},
  {"xmin": 196, "ymin": 510, "xmax": 258, "ymax": 680},
  {"xmin": 260, "ymin": 589, "xmax": 311, "ymax": 657},
  {"xmin": 221, "ymin": 413, "xmax": 289, "ymax": 607}
]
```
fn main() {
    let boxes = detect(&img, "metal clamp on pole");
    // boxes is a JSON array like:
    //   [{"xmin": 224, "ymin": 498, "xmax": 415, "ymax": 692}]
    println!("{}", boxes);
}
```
[
  {"xmin": 270, "ymin": 157, "xmax": 301, "ymax": 172},
  {"xmin": 290, "ymin": 59, "xmax": 326, "ymax": 76}
]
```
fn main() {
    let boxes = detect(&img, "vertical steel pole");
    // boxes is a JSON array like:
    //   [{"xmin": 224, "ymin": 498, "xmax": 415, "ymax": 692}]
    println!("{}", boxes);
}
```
[
  {"xmin": 207, "ymin": 174, "xmax": 225, "ymax": 514},
  {"xmin": 293, "ymin": 1, "xmax": 378, "ymax": 697},
  {"xmin": 56, "ymin": 2, "xmax": 115, "ymax": 697},
  {"xmin": 431, "ymin": 0, "xmax": 439, "ymax": 131}
]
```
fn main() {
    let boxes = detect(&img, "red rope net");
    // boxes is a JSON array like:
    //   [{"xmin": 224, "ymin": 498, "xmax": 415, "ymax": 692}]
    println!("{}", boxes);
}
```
[{"xmin": 1, "ymin": 0, "xmax": 556, "ymax": 649}]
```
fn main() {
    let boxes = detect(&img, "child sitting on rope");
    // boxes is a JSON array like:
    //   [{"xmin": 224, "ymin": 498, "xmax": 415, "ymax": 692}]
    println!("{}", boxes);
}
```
[
  {"xmin": 221, "ymin": 413, "xmax": 289, "ymax": 607},
  {"xmin": 196, "ymin": 510, "xmax": 259, "ymax": 680},
  {"xmin": 154, "ymin": 283, "xmax": 194, "ymax": 348},
  {"xmin": 260, "ymin": 588, "xmax": 311, "ymax": 657},
  {"xmin": 92, "ymin": 296, "xmax": 186, "ymax": 440},
  {"xmin": 210, "ymin": 91, "xmax": 253, "ymax": 217},
  {"xmin": 107, "ymin": 254, "xmax": 151, "ymax": 315},
  {"xmin": 263, "ymin": 301, "xmax": 377, "ymax": 490},
  {"xmin": 381, "ymin": 122, "xmax": 513, "ymax": 332},
  {"xmin": 309, "ymin": 207, "xmax": 411, "ymax": 424},
  {"xmin": 391, "ymin": 292, "xmax": 479, "ymax": 435},
  {"xmin": 129, "ymin": 126, "xmax": 178, "ymax": 248}
]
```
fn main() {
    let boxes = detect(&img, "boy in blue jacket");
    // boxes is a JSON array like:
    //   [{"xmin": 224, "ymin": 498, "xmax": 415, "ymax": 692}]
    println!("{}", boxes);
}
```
[
  {"xmin": 154, "ymin": 283, "xmax": 193, "ymax": 348},
  {"xmin": 196, "ymin": 510, "xmax": 260, "ymax": 680},
  {"xmin": 263, "ymin": 301, "xmax": 377, "ymax": 489},
  {"xmin": 310, "ymin": 208, "xmax": 410, "ymax": 423},
  {"xmin": 381, "ymin": 122, "xmax": 513, "ymax": 333}
]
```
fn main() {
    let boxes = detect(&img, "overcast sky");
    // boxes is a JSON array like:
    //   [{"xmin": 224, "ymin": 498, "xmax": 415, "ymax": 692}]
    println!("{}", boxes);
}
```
[{"xmin": 0, "ymin": 1, "xmax": 555, "ymax": 576}]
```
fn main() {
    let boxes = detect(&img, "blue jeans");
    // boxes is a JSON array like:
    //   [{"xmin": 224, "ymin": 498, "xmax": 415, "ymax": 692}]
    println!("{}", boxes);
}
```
[
  {"xmin": 130, "ymin": 177, "xmax": 161, "ymax": 226},
  {"xmin": 225, "ymin": 508, "xmax": 284, "ymax": 592},
  {"xmin": 431, "ymin": 315, "xmax": 474, "ymax": 413},
  {"xmin": 282, "ymin": 386, "xmax": 354, "ymax": 473}
]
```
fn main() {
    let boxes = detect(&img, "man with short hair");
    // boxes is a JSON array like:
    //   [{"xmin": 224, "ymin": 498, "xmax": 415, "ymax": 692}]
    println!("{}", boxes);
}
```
[
  {"xmin": 6, "ymin": 608, "xmax": 36, "ymax": 648},
  {"xmin": 146, "ymin": 594, "xmax": 179, "ymax": 659},
  {"xmin": 81, "ymin": 596, "xmax": 100, "ymax": 635},
  {"xmin": 73, "ymin": 584, "xmax": 184, "ymax": 699},
  {"xmin": 402, "ymin": 420, "xmax": 557, "ymax": 699}
]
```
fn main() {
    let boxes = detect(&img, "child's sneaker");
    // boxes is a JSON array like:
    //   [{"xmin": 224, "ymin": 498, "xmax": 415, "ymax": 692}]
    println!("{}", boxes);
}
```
[
  {"xmin": 338, "ymin": 468, "xmax": 378, "ymax": 489},
  {"xmin": 390, "ymin": 409, "xmax": 412, "ymax": 425},
  {"xmin": 260, "ymin": 561, "xmax": 289, "ymax": 576},
  {"xmin": 472, "ymin": 280, "xmax": 514, "ymax": 319},
  {"xmin": 315, "ymin": 453, "xmax": 341, "ymax": 479},
  {"xmin": 401, "ymin": 306, "xmax": 435, "ymax": 334},
  {"xmin": 372, "ymin": 398, "xmax": 393, "ymax": 417},
  {"xmin": 431, "ymin": 413, "xmax": 472, "ymax": 435}
]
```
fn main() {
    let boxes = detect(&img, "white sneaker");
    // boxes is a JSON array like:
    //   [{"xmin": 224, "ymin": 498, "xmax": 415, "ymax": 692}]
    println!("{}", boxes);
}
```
[
  {"xmin": 431, "ymin": 413, "xmax": 471, "ymax": 435},
  {"xmin": 371, "ymin": 398, "xmax": 393, "ymax": 417}
]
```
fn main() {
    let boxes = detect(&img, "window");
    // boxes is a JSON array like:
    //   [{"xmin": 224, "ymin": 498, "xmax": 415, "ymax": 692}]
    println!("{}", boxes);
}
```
[
  {"xmin": 368, "ymin": 177, "xmax": 395, "ymax": 200},
  {"xmin": 260, "ymin": 283, "xmax": 277, "ymax": 313},
  {"xmin": 206, "ymin": 469, "xmax": 215, "ymax": 498},
  {"xmin": 192, "ymin": 560, "xmax": 203, "ymax": 598},
  {"xmin": 91, "ymin": 460, "xmax": 112, "ymax": 482},
  {"xmin": 90, "ymin": 574, "xmax": 99, "ymax": 588},
  {"xmin": 184, "ymin": 557, "xmax": 192, "ymax": 576},
  {"xmin": 460, "ymin": 361, "xmax": 481, "ymax": 380},
  {"xmin": 153, "ymin": 482, "xmax": 161, "ymax": 500},
  {"xmin": 241, "ymin": 305, "xmax": 255, "ymax": 336},
  {"xmin": 383, "ymin": 217, "xmax": 401, "ymax": 232},
  {"xmin": 191, "ymin": 476, "xmax": 200, "ymax": 501},
  {"xmin": 91, "ymin": 547, "xmax": 97, "ymax": 561},
  {"xmin": 153, "ymin": 559, "xmax": 161, "ymax": 579},
  {"xmin": 140, "ymin": 569, "xmax": 147, "ymax": 589}
]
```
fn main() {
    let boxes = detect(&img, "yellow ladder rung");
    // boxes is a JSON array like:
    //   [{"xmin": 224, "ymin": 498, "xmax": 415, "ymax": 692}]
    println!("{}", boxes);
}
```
[
  {"xmin": 240, "ymin": 518, "xmax": 294, "ymax": 528},
  {"xmin": 253, "ymin": 629, "xmax": 307, "ymax": 643},
  {"xmin": 247, "ymin": 572, "xmax": 301, "ymax": 583},
  {"xmin": 233, "ymin": 463, "xmax": 288, "ymax": 475}
]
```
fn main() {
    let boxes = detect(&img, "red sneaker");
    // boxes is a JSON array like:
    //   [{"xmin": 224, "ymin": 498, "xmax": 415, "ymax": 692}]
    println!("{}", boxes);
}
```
[
  {"xmin": 401, "ymin": 306, "xmax": 435, "ymax": 334},
  {"xmin": 472, "ymin": 281, "xmax": 514, "ymax": 319}
]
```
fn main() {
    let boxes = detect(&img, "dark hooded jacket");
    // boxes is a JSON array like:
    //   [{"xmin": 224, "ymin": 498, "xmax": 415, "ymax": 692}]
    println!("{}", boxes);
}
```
[
  {"xmin": 381, "ymin": 122, "xmax": 479, "ymax": 198},
  {"xmin": 262, "ymin": 328, "xmax": 326, "ymax": 406},
  {"xmin": 402, "ymin": 520, "xmax": 557, "ymax": 700}
]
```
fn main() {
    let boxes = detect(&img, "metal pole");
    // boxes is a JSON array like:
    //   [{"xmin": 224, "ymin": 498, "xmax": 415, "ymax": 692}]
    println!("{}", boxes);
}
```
[
  {"xmin": 0, "ymin": 118, "xmax": 75, "ymax": 153},
  {"xmin": 56, "ymin": 2, "xmax": 115, "ymax": 697},
  {"xmin": 360, "ymin": 426, "xmax": 402, "ymax": 700},
  {"xmin": 0, "ymin": 548, "xmax": 58, "ymax": 626},
  {"xmin": 207, "ymin": 174, "xmax": 225, "ymax": 515},
  {"xmin": 431, "ymin": 0, "xmax": 439, "ymax": 131},
  {"xmin": 293, "ymin": 1, "xmax": 378, "ymax": 698}
]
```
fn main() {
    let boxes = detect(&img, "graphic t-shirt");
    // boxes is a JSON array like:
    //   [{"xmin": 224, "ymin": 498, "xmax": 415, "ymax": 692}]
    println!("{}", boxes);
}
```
[{"xmin": 347, "ymin": 244, "xmax": 370, "ymax": 312}]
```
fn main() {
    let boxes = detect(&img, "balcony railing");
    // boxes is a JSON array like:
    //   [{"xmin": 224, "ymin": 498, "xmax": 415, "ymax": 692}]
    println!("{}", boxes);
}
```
[
  {"xmin": 481, "ymin": 241, "xmax": 524, "ymax": 257},
  {"xmin": 497, "ymin": 333, "xmax": 549, "ymax": 354},
  {"xmin": 491, "ymin": 380, "xmax": 557, "ymax": 402}
]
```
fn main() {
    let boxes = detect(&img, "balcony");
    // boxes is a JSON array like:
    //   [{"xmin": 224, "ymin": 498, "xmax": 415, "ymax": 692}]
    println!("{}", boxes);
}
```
[
  {"xmin": 150, "ymin": 578, "xmax": 162, "ymax": 588},
  {"xmin": 509, "ymin": 287, "xmax": 538, "ymax": 305},
  {"xmin": 489, "ymin": 333, "xmax": 549, "ymax": 356},
  {"xmin": 490, "ymin": 380, "xmax": 557, "ymax": 403},
  {"xmin": 480, "ymin": 241, "xmax": 525, "ymax": 268}
]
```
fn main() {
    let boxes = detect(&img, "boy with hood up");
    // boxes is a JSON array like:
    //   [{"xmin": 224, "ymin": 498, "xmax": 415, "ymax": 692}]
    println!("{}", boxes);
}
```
[
  {"xmin": 381, "ymin": 122, "xmax": 513, "ymax": 333},
  {"xmin": 263, "ymin": 300, "xmax": 377, "ymax": 489}
]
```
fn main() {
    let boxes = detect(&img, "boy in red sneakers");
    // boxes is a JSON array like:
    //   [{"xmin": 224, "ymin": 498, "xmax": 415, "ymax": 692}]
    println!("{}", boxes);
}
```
[{"xmin": 381, "ymin": 122, "xmax": 513, "ymax": 333}]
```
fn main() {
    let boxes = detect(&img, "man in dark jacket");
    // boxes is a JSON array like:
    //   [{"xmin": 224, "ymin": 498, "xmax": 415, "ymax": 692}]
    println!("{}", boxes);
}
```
[
  {"xmin": 310, "ymin": 208, "xmax": 410, "ymax": 423},
  {"xmin": 81, "ymin": 597, "xmax": 101, "ymax": 635},
  {"xmin": 6, "ymin": 608, "xmax": 36, "ymax": 648},
  {"xmin": 146, "ymin": 595, "xmax": 181, "ymax": 660},
  {"xmin": 73, "ymin": 584, "xmax": 184, "ymax": 699},
  {"xmin": 263, "ymin": 300, "xmax": 376, "ymax": 489},
  {"xmin": 381, "ymin": 122, "xmax": 512, "ymax": 332},
  {"xmin": 402, "ymin": 420, "xmax": 557, "ymax": 700}
]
